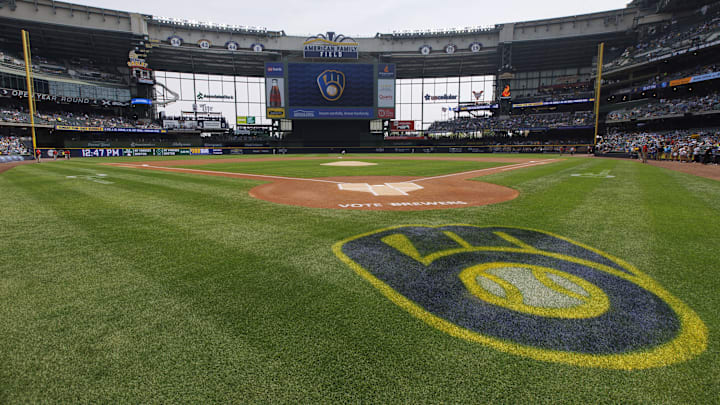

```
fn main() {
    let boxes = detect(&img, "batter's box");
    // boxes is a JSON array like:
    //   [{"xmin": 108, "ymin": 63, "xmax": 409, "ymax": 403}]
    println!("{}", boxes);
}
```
[{"xmin": 338, "ymin": 182, "xmax": 424, "ymax": 196}]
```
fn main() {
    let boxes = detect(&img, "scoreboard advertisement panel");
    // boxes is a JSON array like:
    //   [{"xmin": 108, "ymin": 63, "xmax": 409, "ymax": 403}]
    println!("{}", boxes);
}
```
[{"xmin": 265, "ymin": 62, "xmax": 395, "ymax": 120}]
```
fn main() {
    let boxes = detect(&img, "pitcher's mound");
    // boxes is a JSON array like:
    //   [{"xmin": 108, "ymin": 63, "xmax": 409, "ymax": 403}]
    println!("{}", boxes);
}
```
[{"xmin": 321, "ymin": 161, "xmax": 378, "ymax": 167}]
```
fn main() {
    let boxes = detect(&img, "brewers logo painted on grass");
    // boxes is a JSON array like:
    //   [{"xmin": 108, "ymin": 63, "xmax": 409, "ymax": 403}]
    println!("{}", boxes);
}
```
[
  {"xmin": 333, "ymin": 225, "xmax": 707, "ymax": 369},
  {"xmin": 317, "ymin": 70, "xmax": 345, "ymax": 101}
]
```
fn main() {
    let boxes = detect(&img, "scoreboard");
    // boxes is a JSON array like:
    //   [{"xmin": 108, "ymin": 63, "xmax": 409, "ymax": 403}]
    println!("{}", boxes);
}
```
[{"xmin": 265, "ymin": 62, "xmax": 395, "ymax": 120}]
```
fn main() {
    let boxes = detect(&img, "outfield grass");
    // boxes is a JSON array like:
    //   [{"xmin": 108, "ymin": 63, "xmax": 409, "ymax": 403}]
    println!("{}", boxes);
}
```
[
  {"xmin": 177, "ymin": 158, "xmax": 508, "ymax": 178},
  {"xmin": 0, "ymin": 155, "xmax": 717, "ymax": 403}
]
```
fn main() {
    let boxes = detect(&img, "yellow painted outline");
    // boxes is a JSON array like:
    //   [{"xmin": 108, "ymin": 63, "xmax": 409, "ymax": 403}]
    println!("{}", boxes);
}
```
[
  {"xmin": 317, "ymin": 70, "xmax": 345, "ymax": 102},
  {"xmin": 332, "ymin": 224, "xmax": 708, "ymax": 370},
  {"xmin": 460, "ymin": 262, "xmax": 610, "ymax": 319}
]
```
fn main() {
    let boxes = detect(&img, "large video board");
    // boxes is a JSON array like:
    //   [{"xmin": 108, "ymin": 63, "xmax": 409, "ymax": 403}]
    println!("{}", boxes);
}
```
[{"xmin": 265, "ymin": 62, "xmax": 395, "ymax": 120}]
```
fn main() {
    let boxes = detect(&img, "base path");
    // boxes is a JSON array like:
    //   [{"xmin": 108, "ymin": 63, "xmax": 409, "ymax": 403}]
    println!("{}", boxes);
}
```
[{"xmin": 106, "ymin": 157, "xmax": 557, "ymax": 211}]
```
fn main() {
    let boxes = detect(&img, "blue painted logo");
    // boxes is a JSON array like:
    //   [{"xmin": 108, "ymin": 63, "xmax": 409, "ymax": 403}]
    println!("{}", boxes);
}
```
[
  {"xmin": 317, "ymin": 70, "xmax": 346, "ymax": 102},
  {"xmin": 334, "ymin": 225, "xmax": 707, "ymax": 369}
]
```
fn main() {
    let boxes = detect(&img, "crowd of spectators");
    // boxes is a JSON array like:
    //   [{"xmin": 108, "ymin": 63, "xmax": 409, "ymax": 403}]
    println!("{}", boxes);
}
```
[
  {"xmin": 604, "ymin": 11, "xmax": 720, "ymax": 70},
  {"xmin": 606, "ymin": 92, "xmax": 720, "ymax": 121},
  {"xmin": 514, "ymin": 81, "xmax": 593, "ymax": 103},
  {"xmin": 0, "ymin": 107, "xmax": 161, "ymax": 129},
  {"xmin": 0, "ymin": 136, "xmax": 29, "ymax": 155},
  {"xmin": 428, "ymin": 111, "xmax": 594, "ymax": 134},
  {"xmin": 596, "ymin": 128, "xmax": 720, "ymax": 164},
  {"xmin": 0, "ymin": 49, "xmax": 125, "ymax": 84},
  {"xmin": 603, "ymin": 64, "xmax": 718, "ymax": 91}
]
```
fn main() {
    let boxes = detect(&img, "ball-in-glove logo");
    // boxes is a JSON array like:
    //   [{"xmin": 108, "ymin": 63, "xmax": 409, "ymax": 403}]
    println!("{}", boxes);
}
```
[
  {"xmin": 317, "ymin": 70, "xmax": 345, "ymax": 102},
  {"xmin": 333, "ymin": 225, "xmax": 707, "ymax": 369}
]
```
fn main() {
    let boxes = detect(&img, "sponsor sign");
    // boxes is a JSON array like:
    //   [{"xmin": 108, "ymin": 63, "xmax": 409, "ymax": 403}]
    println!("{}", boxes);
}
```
[
  {"xmin": 265, "ymin": 63, "xmax": 285, "ymax": 78},
  {"xmin": 669, "ymin": 77, "xmax": 692, "ymax": 87},
  {"xmin": 390, "ymin": 121, "xmax": 415, "ymax": 131},
  {"xmin": 501, "ymin": 85, "xmax": 511, "ymax": 99},
  {"xmin": 55, "ymin": 126, "xmax": 164, "ymax": 133},
  {"xmin": 201, "ymin": 120, "xmax": 222, "ymax": 129},
  {"xmin": 303, "ymin": 32, "xmax": 358, "ymax": 59},
  {"xmin": 457, "ymin": 104, "xmax": 498, "ymax": 112},
  {"xmin": 424, "ymin": 94, "xmax": 457, "ymax": 101},
  {"xmin": 236, "ymin": 116, "xmax": 256, "ymax": 125},
  {"xmin": 190, "ymin": 148, "xmax": 224, "ymax": 155},
  {"xmin": 378, "ymin": 63, "xmax": 396, "ymax": 79},
  {"xmin": 377, "ymin": 79, "xmax": 395, "ymax": 108},
  {"xmin": 131, "ymin": 98, "xmax": 152, "ymax": 105},
  {"xmin": 377, "ymin": 108, "xmax": 395, "ymax": 119},
  {"xmin": 196, "ymin": 93, "xmax": 233, "ymax": 100},
  {"xmin": 690, "ymin": 71, "xmax": 720, "ymax": 84},
  {"xmin": 56, "ymin": 125, "xmax": 104, "ymax": 132},
  {"xmin": 266, "ymin": 108, "xmax": 286, "ymax": 118},
  {"xmin": 288, "ymin": 108, "xmax": 374, "ymax": 119},
  {"xmin": 512, "ymin": 98, "xmax": 594, "ymax": 108}
]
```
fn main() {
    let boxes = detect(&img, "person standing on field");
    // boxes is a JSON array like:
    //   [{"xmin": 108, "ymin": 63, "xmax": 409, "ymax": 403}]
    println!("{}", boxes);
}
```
[{"xmin": 35, "ymin": 149, "xmax": 41, "ymax": 163}]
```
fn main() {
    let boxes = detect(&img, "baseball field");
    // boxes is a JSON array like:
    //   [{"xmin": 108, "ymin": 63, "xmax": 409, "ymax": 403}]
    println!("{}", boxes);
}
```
[{"xmin": 0, "ymin": 154, "xmax": 718, "ymax": 403}]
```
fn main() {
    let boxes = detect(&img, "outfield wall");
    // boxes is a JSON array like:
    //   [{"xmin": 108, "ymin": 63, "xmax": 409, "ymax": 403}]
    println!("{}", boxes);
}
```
[{"xmin": 34, "ymin": 145, "xmax": 593, "ymax": 158}]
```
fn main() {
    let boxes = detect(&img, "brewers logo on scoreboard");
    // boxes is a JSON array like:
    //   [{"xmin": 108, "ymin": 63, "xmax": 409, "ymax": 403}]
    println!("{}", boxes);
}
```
[{"xmin": 317, "ymin": 70, "xmax": 346, "ymax": 101}]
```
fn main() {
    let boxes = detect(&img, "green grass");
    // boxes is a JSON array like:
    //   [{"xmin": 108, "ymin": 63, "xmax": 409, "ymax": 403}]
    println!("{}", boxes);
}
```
[
  {"xmin": 0, "ymin": 155, "xmax": 718, "ymax": 403},
  {"xmin": 177, "ymin": 158, "xmax": 508, "ymax": 178}
]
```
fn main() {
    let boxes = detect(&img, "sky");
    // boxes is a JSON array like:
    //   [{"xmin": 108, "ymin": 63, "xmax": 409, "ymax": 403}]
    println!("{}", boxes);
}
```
[{"xmin": 69, "ymin": 0, "xmax": 631, "ymax": 37}]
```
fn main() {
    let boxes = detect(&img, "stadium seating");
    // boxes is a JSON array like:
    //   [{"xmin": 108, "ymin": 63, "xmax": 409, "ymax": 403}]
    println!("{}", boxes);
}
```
[
  {"xmin": 606, "ymin": 92, "xmax": 720, "ymax": 121},
  {"xmin": 597, "ymin": 128, "xmax": 720, "ymax": 163},
  {"xmin": 0, "ymin": 136, "xmax": 29, "ymax": 155}
]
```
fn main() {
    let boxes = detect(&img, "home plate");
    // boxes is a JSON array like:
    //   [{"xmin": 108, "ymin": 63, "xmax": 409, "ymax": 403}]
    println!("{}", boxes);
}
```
[
  {"xmin": 338, "ymin": 182, "xmax": 423, "ymax": 196},
  {"xmin": 321, "ymin": 161, "xmax": 377, "ymax": 167}
]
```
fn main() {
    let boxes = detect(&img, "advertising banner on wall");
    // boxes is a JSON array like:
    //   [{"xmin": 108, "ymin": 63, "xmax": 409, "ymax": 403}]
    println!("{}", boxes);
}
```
[
  {"xmin": 288, "ymin": 108, "xmax": 374, "ymax": 119},
  {"xmin": 390, "ymin": 121, "xmax": 415, "ymax": 131},
  {"xmin": 377, "ymin": 79, "xmax": 395, "ymax": 108},
  {"xmin": 236, "ymin": 116, "xmax": 256, "ymax": 125},
  {"xmin": 265, "ymin": 63, "xmax": 286, "ymax": 119},
  {"xmin": 377, "ymin": 108, "xmax": 395, "ymax": 119},
  {"xmin": 201, "ymin": 121, "xmax": 222, "ymax": 129}
]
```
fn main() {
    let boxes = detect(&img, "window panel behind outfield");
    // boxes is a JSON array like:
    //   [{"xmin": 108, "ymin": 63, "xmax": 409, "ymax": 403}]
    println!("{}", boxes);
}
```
[
  {"xmin": 181, "ymin": 80, "xmax": 194, "ymax": 101},
  {"xmin": 236, "ymin": 82, "xmax": 248, "ymax": 102},
  {"xmin": 460, "ymin": 82, "xmax": 472, "ymax": 103}
]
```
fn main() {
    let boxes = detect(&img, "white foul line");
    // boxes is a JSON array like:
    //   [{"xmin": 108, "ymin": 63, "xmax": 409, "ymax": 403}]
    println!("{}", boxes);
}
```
[
  {"xmin": 108, "ymin": 158, "xmax": 556, "ymax": 184},
  {"xmin": 107, "ymin": 163, "xmax": 343, "ymax": 184},
  {"xmin": 414, "ymin": 159, "xmax": 554, "ymax": 182}
]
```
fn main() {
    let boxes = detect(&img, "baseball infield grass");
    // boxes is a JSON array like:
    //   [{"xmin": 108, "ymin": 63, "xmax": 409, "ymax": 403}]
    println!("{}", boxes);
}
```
[{"xmin": 0, "ymin": 155, "xmax": 718, "ymax": 403}]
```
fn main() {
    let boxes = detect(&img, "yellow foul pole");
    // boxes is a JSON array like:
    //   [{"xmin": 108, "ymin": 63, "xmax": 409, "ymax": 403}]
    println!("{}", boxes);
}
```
[
  {"xmin": 593, "ymin": 42, "xmax": 604, "ymax": 146},
  {"xmin": 21, "ymin": 30, "xmax": 38, "ymax": 151}
]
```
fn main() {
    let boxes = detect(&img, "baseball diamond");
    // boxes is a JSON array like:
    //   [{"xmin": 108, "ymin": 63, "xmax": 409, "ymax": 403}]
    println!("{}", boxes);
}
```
[{"xmin": 1, "ymin": 0, "xmax": 720, "ymax": 402}]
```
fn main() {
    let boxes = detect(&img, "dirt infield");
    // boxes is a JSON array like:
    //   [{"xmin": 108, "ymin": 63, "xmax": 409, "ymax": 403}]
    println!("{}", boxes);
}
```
[
  {"xmin": 0, "ymin": 159, "xmax": 34, "ymax": 174},
  {"xmin": 107, "ymin": 157, "xmax": 556, "ymax": 211}
]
